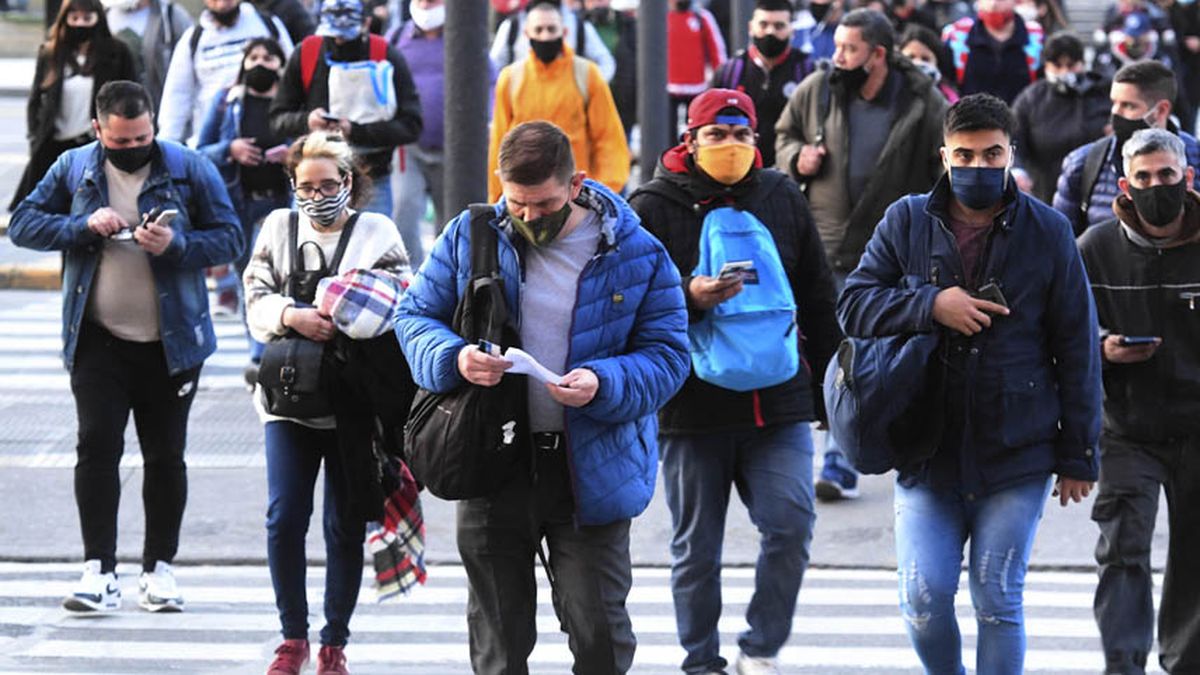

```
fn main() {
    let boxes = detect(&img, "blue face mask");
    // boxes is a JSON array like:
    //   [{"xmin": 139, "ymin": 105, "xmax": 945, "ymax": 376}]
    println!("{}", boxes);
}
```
[{"xmin": 949, "ymin": 166, "xmax": 1008, "ymax": 210}]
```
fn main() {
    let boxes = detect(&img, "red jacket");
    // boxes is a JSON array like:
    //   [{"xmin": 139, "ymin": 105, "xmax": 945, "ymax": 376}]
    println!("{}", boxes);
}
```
[{"xmin": 667, "ymin": 8, "xmax": 726, "ymax": 97}]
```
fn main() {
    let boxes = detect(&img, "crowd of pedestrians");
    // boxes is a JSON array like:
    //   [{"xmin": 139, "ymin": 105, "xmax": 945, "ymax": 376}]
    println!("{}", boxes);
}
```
[{"xmin": 6, "ymin": 0, "xmax": 1200, "ymax": 673}]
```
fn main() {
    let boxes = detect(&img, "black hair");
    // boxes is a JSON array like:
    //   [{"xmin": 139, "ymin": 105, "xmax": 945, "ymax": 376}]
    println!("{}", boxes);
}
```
[
  {"xmin": 526, "ymin": 0, "xmax": 562, "ymax": 15},
  {"xmin": 1114, "ymin": 60, "xmax": 1179, "ymax": 107},
  {"xmin": 235, "ymin": 37, "xmax": 287, "ymax": 84},
  {"xmin": 498, "ymin": 121, "xmax": 576, "ymax": 186},
  {"xmin": 95, "ymin": 80, "xmax": 155, "ymax": 121},
  {"xmin": 43, "ymin": 0, "xmax": 116, "ymax": 89},
  {"xmin": 840, "ymin": 8, "xmax": 894, "ymax": 53},
  {"xmin": 1042, "ymin": 32, "xmax": 1084, "ymax": 66},
  {"xmin": 898, "ymin": 23, "xmax": 954, "ymax": 82},
  {"xmin": 943, "ymin": 93, "xmax": 1015, "ymax": 138},
  {"xmin": 754, "ymin": 0, "xmax": 794, "ymax": 17}
]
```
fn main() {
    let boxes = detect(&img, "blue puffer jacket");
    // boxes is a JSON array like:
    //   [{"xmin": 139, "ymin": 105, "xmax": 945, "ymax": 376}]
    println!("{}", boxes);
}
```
[
  {"xmin": 1053, "ymin": 129, "xmax": 1200, "ymax": 233},
  {"xmin": 394, "ymin": 180, "xmax": 690, "ymax": 525},
  {"xmin": 840, "ymin": 176, "xmax": 1102, "ymax": 494},
  {"xmin": 9, "ymin": 140, "xmax": 242, "ymax": 375}
]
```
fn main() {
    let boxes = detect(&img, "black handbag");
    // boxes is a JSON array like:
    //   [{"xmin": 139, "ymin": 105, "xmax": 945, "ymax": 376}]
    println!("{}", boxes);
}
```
[
  {"xmin": 403, "ymin": 205, "xmax": 528, "ymax": 500},
  {"xmin": 257, "ymin": 211, "xmax": 359, "ymax": 419}
]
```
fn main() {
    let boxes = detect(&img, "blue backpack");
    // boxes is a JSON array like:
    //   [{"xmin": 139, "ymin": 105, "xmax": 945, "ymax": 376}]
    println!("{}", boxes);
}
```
[{"xmin": 689, "ymin": 207, "xmax": 799, "ymax": 392}]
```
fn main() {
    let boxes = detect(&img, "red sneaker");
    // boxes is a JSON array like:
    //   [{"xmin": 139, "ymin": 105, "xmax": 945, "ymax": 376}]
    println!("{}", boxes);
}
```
[
  {"xmin": 267, "ymin": 639, "xmax": 309, "ymax": 675},
  {"xmin": 316, "ymin": 644, "xmax": 348, "ymax": 675}
]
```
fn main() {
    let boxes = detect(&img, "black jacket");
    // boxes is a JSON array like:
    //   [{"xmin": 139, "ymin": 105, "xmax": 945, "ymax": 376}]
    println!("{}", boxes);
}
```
[
  {"xmin": 1078, "ymin": 192, "xmax": 1200, "ymax": 444},
  {"xmin": 269, "ymin": 36, "xmax": 422, "ymax": 178},
  {"xmin": 629, "ymin": 147, "xmax": 842, "ymax": 434},
  {"xmin": 11, "ymin": 38, "xmax": 137, "ymax": 210},
  {"xmin": 711, "ymin": 47, "xmax": 810, "ymax": 169},
  {"xmin": 254, "ymin": 0, "xmax": 314, "ymax": 45},
  {"xmin": 1012, "ymin": 73, "xmax": 1111, "ymax": 204}
]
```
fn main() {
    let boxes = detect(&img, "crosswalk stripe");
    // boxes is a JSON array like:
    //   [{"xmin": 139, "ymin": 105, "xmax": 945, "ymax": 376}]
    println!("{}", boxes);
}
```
[{"xmin": 0, "ymin": 563, "xmax": 1165, "ymax": 674}]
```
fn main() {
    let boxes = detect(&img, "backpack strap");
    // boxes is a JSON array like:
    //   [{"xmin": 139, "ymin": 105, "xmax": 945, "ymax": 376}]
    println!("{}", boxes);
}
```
[
  {"xmin": 468, "ymin": 204, "xmax": 499, "ymax": 279},
  {"xmin": 572, "ymin": 56, "xmax": 590, "ymax": 107},
  {"xmin": 813, "ymin": 59, "xmax": 833, "ymax": 146},
  {"xmin": 256, "ymin": 7, "xmax": 281, "ymax": 42},
  {"xmin": 1078, "ymin": 138, "xmax": 1110, "ymax": 234},
  {"xmin": 723, "ymin": 56, "xmax": 745, "ymax": 90},
  {"xmin": 300, "ymin": 34, "xmax": 323, "ymax": 94},
  {"xmin": 504, "ymin": 14, "xmax": 519, "ymax": 62},
  {"xmin": 188, "ymin": 23, "xmax": 203, "ymax": 60},
  {"xmin": 368, "ymin": 33, "xmax": 388, "ymax": 61},
  {"xmin": 575, "ymin": 11, "xmax": 586, "ymax": 55}
]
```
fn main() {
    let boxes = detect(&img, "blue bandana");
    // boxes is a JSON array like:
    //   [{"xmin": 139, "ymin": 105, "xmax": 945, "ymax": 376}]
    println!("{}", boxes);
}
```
[{"xmin": 316, "ymin": 0, "xmax": 364, "ymax": 40}]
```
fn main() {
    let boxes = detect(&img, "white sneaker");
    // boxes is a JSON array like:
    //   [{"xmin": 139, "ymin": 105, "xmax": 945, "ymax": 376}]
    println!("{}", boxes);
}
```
[
  {"xmin": 62, "ymin": 560, "xmax": 120, "ymax": 612},
  {"xmin": 735, "ymin": 652, "xmax": 780, "ymax": 675},
  {"xmin": 138, "ymin": 561, "xmax": 184, "ymax": 613}
]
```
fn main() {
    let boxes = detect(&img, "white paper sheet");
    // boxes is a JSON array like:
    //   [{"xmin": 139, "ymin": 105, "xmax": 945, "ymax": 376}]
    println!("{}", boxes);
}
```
[{"xmin": 502, "ymin": 347, "xmax": 564, "ymax": 385}]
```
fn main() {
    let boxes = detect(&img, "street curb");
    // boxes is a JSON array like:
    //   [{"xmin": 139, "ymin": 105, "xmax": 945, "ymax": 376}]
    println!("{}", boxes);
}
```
[{"xmin": 0, "ymin": 262, "xmax": 60, "ymax": 290}]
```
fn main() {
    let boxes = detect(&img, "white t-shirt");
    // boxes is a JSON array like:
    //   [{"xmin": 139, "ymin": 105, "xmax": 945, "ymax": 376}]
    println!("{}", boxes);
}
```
[{"xmin": 54, "ymin": 56, "xmax": 94, "ymax": 141}]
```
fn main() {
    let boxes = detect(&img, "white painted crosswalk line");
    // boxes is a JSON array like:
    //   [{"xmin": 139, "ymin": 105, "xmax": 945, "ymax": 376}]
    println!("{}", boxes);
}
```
[
  {"xmin": 0, "ymin": 563, "xmax": 1165, "ymax": 674},
  {"xmin": 0, "ymin": 293, "xmax": 252, "ymax": 391}
]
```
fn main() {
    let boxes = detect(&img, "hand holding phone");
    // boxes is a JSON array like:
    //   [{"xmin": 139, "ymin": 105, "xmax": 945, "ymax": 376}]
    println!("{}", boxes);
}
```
[{"xmin": 1117, "ymin": 335, "xmax": 1160, "ymax": 346}]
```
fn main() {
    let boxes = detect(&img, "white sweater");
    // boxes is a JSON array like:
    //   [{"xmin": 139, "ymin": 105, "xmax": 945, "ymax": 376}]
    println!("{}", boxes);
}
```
[
  {"xmin": 157, "ymin": 2, "xmax": 293, "ymax": 146},
  {"xmin": 243, "ymin": 207, "xmax": 410, "ymax": 428}
]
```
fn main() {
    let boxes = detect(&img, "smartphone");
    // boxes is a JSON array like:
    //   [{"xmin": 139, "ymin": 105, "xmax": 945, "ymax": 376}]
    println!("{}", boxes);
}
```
[
  {"xmin": 139, "ymin": 205, "xmax": 165, "ymax": 229},
  {"xmin": 1118, "ymin": 335, "xmax": 1159, "ymax": 346},
  {"xmin": 718, "ymin": 260, "xmax": 755, "ymax": 281},
  {"xmin": 974, "ymin": 282, "xmax": 1008, "ymax": 311},
  {"xmin": 477, "ymin": 339, "xmax": 500, "ymax": 356},
  {"xmin": 145, "ymin": 208, "xmax": 179, "ymax": 229}
]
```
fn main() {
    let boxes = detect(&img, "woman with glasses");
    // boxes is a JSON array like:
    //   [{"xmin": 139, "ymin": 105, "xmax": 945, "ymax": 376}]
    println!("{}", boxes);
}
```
[{"xmin": 243, "ymin": 131, "xmax": 409, "ymax": 675}]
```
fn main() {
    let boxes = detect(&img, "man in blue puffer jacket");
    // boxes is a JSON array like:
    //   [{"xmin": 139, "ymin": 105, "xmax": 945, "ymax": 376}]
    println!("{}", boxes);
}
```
[
  {"xmin": 394, "ymin": 120, "xmax": 689, "ymax": 674},
  {"xmin": 840, "ymin": 94, "xmax": 1102, "ymax": 674}
]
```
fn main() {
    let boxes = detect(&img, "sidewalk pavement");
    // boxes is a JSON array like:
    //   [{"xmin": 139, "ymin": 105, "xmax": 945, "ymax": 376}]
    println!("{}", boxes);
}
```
[{"xmin": 0, "ymin": 389, "xmax": 1170, "ymax": 571}]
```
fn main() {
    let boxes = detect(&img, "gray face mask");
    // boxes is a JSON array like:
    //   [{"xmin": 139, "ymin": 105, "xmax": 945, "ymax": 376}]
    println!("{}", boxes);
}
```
[{"xmin": 914, "ymin": 60, "xmax": 942, "ymax": 84}]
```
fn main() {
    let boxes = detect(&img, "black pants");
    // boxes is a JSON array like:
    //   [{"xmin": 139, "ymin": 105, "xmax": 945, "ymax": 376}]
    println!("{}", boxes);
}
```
[
  {"xmin": 69, "ymin": 321, "xmax": 201, "ymax": 573},
  {"xmin": 456, "ymin": 439, "xmax": 636, "ymax": 675},
  {"xmin": 1093, "ymin": 432, "xmax": 1200, "ymax": 674}
]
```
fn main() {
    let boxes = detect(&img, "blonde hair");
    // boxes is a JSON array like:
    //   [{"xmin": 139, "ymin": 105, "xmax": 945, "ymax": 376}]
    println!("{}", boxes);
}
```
[{"xmin": 285, "ymin": 131, "xmax": 373, "ymax": 208}]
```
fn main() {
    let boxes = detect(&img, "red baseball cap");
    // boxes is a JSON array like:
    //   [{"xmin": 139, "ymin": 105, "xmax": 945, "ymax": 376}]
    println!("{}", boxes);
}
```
[{"xmin": 686, "ymin": 88, "xmax": 758, "ymax": 131}]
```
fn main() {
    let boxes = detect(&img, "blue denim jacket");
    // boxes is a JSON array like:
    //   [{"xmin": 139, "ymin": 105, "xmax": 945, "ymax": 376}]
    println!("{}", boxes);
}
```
[{"xmin": 8, "ymin": 140, "xmax": 243, "ymax": 374}]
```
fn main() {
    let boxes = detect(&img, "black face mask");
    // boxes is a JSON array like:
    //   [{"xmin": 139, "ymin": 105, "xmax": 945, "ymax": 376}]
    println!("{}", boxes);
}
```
[
  {"xmin": 368, "ymin": 15, "xmax": 385, "ymax": 35},
  {"xmin": 529, "ymin": 37, "xmax": 563, "ymax": 64},
  {"xmin": 1129, "ymin": 180, "xmax": 1187, "ymax": 228},
  {"xmin": 809, "ymin": 2, "xmax": 831, "ymax": 22},
  {"xmin": 64, "ymin": 25, "xmax": 94, "ymax": 46},
  {"xmin": 832, "ymin": 64, "xmax": 868, "ymax": 91},
  {"xmin": 753, "ymin": 33, "xmax": 789, "ymax": 59},
  {"xmin": 243, "ymin": 64, "xmax": 279, "ymax": 93},
  {"xmin": 675, "ymin": 0, "xmax": 692, "ymax": 10},
  {"xmin": 105, "ymin": 142, "xmax": 154, "ymax": 173},
  {"xmin": 1112, "ymin": 113, "xmax": 1151, "ymax": 149},
  {"xmin": 209, "ymin": 5, "xmax": 240, "ymax": 26}
]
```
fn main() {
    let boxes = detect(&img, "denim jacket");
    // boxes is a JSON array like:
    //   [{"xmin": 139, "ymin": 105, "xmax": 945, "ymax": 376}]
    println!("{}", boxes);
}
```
[{"xmin": 8, "ymin": 140, "xmax": 243, "ymax": 374}]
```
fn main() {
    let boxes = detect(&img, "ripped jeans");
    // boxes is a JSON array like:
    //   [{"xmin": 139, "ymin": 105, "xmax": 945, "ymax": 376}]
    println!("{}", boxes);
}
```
[{"xmin": 894, "ymin": 475, "xmax": 1053, "ymax": 675}]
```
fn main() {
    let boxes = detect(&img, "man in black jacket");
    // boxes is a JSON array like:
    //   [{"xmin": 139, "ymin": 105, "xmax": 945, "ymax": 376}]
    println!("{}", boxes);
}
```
[
  {"xmin": 1078, "ymin": 127, "xmax": 1200, "ymax": 675},
  {"xmin": 710, "ymin": 0, "xmax": 811, "ymax": 168},
  {"xmin": 629, "ymin": 89, "xmax": 840, "ymax": 675},
  {"xmin": 269, "ymin": 0, "xmax": 421, "ymax": 216}
]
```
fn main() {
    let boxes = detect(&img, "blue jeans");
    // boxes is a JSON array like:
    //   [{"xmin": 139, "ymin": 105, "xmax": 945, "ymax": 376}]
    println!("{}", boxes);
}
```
[
  {"xmin": 264, "ymin": 421, "xmax": 365, "ymax": 646},
  {"xmin": 894, "ymin": 475, "xmax": 1053, "ymax": 675},
  {"xmin": 661, "ymin": 423, "xmax": 816, "ymax": 673},
  {"xmin": 360, "ymin": 175, "xmax": 393, "ymax": 219}
]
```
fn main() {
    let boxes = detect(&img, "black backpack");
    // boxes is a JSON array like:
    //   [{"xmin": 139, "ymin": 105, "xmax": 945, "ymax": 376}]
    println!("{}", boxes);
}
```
[{"xmin": 403, "ymin": 205, "xmax": 528, "ymax": 500}]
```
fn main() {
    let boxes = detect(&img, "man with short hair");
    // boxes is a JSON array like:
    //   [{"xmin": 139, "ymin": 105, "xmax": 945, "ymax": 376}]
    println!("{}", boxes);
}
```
[
  {"xmin": 630, "ymin": 88, "xmax": 840, "ymax": 675},
  {"xmin": 711, "ymin": 0, "xmax": 811, "ymax": 168},
  {"xmin": 775, "ymin": 7, "xmax": 946, "ymax": 500},
  {"xmin": 487, "ymin": 0, "xmax": 629, "ymax": 201},
  {"xmin": 840, "ymin": 93, "xmax": 1101, "ymax": 674},
  {"xmin": 158, "ymin": 0, "xmax": 293, "ymax": 146},
  {"xmin": 1078, "ymin": 127, "xmax": 1200, "ymax": 675},
  {"xmin": 9, "ymin": 80, "xmax": 242, "ymax": 615},
  {"xmin": 395, "ymin": 120, "xmax": 689, "ymax": 674},
  {"xmin": 1053, "ymin": 60, "xmax": 1200, "ymax": 234},
  {"xmin": 490, "ymin": 0, "xmax": 617, "ymax": 81},
  {"xmin": 941, "ymin": 0, "xmax": 1044, "ymax": 104}
]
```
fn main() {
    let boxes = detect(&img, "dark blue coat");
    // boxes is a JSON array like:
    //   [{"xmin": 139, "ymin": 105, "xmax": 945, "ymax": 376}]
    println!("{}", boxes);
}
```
[
  {"xmin": 394, "ymin": 180, "xmax": 690, "ymax": 526},
  {"xmin": 839, "ymin": 176, "xmax": 1102, "ymax": 493},
  {"xmin": 9, "ymin": 140, "xmax": 242, "ymax": 375}
]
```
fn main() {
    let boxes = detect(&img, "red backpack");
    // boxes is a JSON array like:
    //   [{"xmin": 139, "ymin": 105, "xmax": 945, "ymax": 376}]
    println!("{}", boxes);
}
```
[{"xmin": 299, "ymin": 33, "xmax": 389, "ymax": 94}]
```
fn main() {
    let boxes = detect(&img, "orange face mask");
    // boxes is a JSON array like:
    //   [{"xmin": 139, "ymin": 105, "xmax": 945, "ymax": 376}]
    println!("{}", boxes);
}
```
[{"xmin": 695, "ymin": 142, "xmax": 756, "ymax": 185}]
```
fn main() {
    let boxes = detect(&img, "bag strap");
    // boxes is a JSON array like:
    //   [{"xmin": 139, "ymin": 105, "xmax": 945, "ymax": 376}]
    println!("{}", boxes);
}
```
[
  {"xmin": 468, "ymin": 204, "xmax": 499, "ymax": 279},
  {"xmin": 572, "ymin": 56, "xmax": 591, "ymax": 107},
  {"xmin": 814, "ymin": 59, "xmax": 833, "ymax": 146},
  {"xmin": 1078, "ymin": 138, "xmax": 1109, "ymax": 234},
  {"xmin": 326, "ymin": 212, "xmax": 360, "ymax": 272},
  {"xmin": 285, "ymin": 210, "xmax": 360, "ymax": 297}
]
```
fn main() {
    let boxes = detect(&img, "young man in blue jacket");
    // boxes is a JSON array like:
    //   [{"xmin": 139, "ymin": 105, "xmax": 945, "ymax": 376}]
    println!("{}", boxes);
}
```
[
  {"xmin": 8, "ymin": 80, "xmax": 242, "ymax": 615},
  {"xmin": 839, "ymin": 93, "xmax": 1102, "ymax": 675},
  {"xmin": 394, "ymin": 121, "xmax": 689, "ymax": 674}
]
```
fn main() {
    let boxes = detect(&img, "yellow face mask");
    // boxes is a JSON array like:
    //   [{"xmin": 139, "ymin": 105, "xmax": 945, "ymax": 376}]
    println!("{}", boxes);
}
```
[{"xmin": 694, "ymin": 142, "xmax": 756, "ymax": 185}]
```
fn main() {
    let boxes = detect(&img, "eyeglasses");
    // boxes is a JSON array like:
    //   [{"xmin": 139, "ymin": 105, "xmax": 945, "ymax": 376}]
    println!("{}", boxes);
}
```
[{"xmin": 293, "ymin": 179, "xmax": 345, "ymax": 200}]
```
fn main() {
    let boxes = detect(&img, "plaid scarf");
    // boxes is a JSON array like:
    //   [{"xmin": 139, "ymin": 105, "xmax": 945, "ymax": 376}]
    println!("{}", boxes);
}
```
[
  {"xmin": 367, "ymin": 456, "xmax": 426, "ymax": 601},
  {"xmin": 316, "ymin": 268, "xmax": 411, "ymax": 340}
]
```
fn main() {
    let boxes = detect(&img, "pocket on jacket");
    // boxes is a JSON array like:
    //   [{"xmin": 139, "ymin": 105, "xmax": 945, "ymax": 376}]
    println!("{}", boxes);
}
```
[{"xmin": 998, "ymin": 370, "xmax": 1061, "ymax": 449}]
